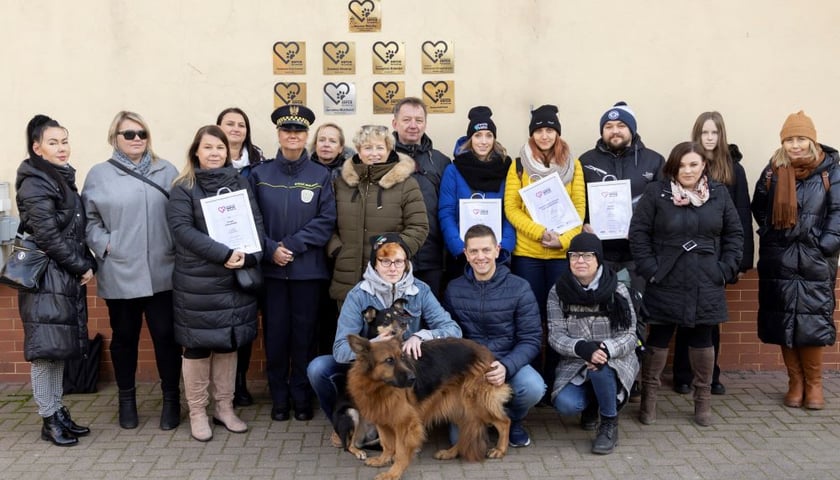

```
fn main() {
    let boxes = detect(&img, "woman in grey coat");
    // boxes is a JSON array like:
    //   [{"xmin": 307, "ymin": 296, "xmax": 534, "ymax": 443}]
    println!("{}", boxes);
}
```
[
  {"xmin": 548, "ymin": 232, "xmax": 639, "ymax": 456},
  {"xmin": 82, "ymin": 111, "xmax": 182, "ymax": 431}
]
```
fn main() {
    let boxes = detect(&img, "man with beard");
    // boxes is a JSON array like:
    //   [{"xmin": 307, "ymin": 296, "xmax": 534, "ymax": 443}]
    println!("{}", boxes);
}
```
[
  {"xmin": 578, "ymin": 101, "xmax": 663, "ymax": 413},
  {"xmin": 391, "ymin": 97, "xmax": 451, "ymax": 298}
]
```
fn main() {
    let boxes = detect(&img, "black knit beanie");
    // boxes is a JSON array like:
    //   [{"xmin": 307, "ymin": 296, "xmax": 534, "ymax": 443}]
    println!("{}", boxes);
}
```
[
  {"xmin": 567, "ymin": 232, "xmax": 603, "ymax": 266},
  {"xmin": 466, "ymin": 106, "xmax": 497, "ymax": 138},
  {"xmin": 529, "ymin": 104, "xmax": 562, "ymax": 136}
]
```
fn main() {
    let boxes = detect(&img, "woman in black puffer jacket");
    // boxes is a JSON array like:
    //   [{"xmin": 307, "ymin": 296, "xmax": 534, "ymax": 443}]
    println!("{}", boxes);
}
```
[
  {"xmin": 630, "ymin": 141, "xmax": 743, "ymax": 428},
  {"xmin": 751, "ymin": 111, "xmax": 840, "ymax": 411},
  {"xmin": 167, "ymin": 125, "xmax": 265, "ymax": 442},
  {"xmin": 16, "ymin": 115, "xmax": 96, "ymax": 447}
]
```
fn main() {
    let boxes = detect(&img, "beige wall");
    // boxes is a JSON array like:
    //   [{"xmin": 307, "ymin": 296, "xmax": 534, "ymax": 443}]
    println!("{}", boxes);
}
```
[{"xmin": 2, "ymin": 0, "xmax": 838, "ymax": 199}]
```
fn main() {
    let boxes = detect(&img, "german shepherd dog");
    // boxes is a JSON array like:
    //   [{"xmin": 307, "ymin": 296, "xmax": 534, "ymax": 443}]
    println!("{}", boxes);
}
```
[
  {"xmin": 347, "ymin": 333, "xmax": 512, "ymax": 480},
  {"xmin": 333, "ymin": 299, "xmax": 411, "ymax": 460}
]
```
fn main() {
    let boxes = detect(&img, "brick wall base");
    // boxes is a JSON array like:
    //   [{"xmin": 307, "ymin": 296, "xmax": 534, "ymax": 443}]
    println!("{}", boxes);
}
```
[{"xmin": 1, "ymin": 270, "xmax": 838, "ymax": 383}]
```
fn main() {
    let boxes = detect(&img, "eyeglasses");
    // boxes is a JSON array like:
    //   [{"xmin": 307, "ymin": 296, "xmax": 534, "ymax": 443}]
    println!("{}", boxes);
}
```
[
  {"xmin": 361, "ymin": 125, "xmax": 390, "ymax": 134},
  {"xmin": 568, "ymin": 252, "xmax": 597, "ymax": 262},
  {"xmin": 118, "ymin": 130, "xmax": 148, "ymax": 140},
  {"xmin": 377, "ymin": 258, "xmax": 406, "ymax": 268}
]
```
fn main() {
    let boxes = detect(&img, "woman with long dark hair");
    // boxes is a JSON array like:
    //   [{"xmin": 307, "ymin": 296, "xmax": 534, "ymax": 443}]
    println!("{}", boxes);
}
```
[{"xmin": 17, "ymin": 115, "xmax": 96, "ymax": 446}]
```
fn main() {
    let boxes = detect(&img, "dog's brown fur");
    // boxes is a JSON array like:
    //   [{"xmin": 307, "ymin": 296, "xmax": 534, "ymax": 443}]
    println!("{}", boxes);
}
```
[{"xmin": 347, "ymin": 334, "xmax": 512, "ymax": 480}]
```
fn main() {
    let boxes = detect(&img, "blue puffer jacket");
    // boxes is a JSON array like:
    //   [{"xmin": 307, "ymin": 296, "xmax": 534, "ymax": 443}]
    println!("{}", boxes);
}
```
[
  {"xmin": 438, "ymin": 161, "xmax": 516, "ymax": 257},
  {"xmin": 443, "ymin": 262, "xmax": 542, "ymax": 380},
  {"xmin": 249, "ymin": 150, "xmax": 336, "ymax": 280}
]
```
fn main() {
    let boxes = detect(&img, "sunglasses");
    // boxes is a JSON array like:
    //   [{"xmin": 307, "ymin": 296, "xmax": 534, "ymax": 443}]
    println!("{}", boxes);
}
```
[{"xmin": 118, "ymin": 130, "xmax": 148, "ymax": 140}]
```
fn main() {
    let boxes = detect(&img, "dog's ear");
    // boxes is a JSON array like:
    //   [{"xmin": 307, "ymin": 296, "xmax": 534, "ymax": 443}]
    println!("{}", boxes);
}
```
[
  {"xmin": 362, "ymin": 306, "xmax": 378, "ymax": 324},
  {"xmin": 348, "ymin": 334, "xmax": 371, "ymax": 355},
  {"xmin": 392, "ymin": 298, "xmax": 409, "ymax": 313}
]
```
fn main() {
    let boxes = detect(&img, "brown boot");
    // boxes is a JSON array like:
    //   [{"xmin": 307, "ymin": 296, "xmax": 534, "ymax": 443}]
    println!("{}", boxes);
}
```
[
  {"xmin": 639, "ymin": 346, "xmax": 669, "ymax": 425},
  {"xmin": 688, "ymin": 346, "xmax": 715, "ymax": 427},
  {"xmin": 799, "ymin": 346, "xmax": 825, "ymax": 410},
  {"xmin": 780, "ymin": 346, "xmax": 804, "ymax": 408},
  {"xmin": 211, "ymin": 352, "xmax": 248, "ymax": 433},
  {"xmin": 183, "ymin": 357, "xmax": 213, "ymax": 442}
]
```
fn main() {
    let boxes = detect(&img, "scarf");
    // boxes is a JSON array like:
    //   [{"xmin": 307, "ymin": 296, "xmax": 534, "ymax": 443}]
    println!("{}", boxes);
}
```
[
  {"xmin": 231, "ymin": 147, "xmax": 250, "ymax": 171},
  {"xmin": 771, "ymin": 151, "xmax": 824, "ymax": 229},
  {"xmin": 112, "ymin": 149, "xmax": 152, "ymax": 177},
  {"xmin": 359, "ymin": 262, "xmax": 419, "ymax": 310},
  {"xmin": 554, "ymin": 264, "xmax": 632, "ymax": 332},
  {"xmin": 518, "ymin": 142, "xmax": 575, "ymax": 185},
  {"xmin": 452, "ymin": 151, "xmax": 511, "ymax": 192},
  {"xmin": 670, "ymin": 175, "xmax": 710, "ymax": 207}
]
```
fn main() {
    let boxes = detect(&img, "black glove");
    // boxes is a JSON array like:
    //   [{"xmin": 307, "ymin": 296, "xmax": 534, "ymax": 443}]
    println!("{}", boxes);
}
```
[{"xmin": 574, "ymin": 340, "xmax": 602, "ymax": 361}]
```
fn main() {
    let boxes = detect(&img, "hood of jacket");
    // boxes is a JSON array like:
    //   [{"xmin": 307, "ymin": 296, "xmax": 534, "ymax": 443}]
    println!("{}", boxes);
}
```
[{"xmin": 340, "ymin": 151, "xmax": 416, "ymax": 189}]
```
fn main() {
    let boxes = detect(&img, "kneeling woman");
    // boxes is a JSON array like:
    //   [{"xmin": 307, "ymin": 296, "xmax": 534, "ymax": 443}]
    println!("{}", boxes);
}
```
[
  {"xmin": 167, "ymin": 125, "xmax": 266, "ymax": 441},
  {"xmin": 548, "ymin": 232, "xmax": 639, "ymax": 455}
]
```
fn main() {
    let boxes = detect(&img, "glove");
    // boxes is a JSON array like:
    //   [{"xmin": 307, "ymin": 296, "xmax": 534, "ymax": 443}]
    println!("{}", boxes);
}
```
[{"xmin": 574, "ymin": 340, "xmax": 602, "ymax": 362}]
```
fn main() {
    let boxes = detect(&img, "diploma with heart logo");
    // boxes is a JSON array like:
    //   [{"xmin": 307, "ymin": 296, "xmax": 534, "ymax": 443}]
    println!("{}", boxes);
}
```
[
  {"xmin": 273, "ymin": 41, "xmax": 306, "ymax": 75},
  {"xmin": 459, "ymin": 196, "xmax": 502, "ymax": 246},
  {"xmin": 421, "ymin": 40, "xmax": 454, "ymax": 74},
  {"xmin": 323, "ymin": 82, "xmax": 356, "ymax": 115},
  {"xmin": 322, "ymin": 41, "xmax": 356, "ymax": 75},
  {"xmin": 274, "ymin": 82, "xmax": 307, "ymax": 108},
  {"xmin": 421, "ymin": 80, "xmax": 455, "ymax": 114},
  {"xmin": 348, "ymin": 0, "xmax": 381, "ymax": 32},
  {"xmin": 200, "ymin": 189, "xmax": 262, "ymax": 254},
  {"xmin": 372, "ymin": 41, "xmax": 404, "ymax": 74},
  {"xmin": 518, "ymin": 172, "xmax": 582, "ymax": 235},
  {"xmin": 371, "ymin": 81, "xmax": 404, "ymax": 114},
  {"xmin": 586, "ymin": 179, "xmax": 633, "ymax": 240}
]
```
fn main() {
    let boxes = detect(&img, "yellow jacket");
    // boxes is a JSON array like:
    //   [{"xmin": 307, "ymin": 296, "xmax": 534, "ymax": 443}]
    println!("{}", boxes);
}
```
[{"xmin": 504, "ymin": 158, "xmax": 586, "ymax": 259}]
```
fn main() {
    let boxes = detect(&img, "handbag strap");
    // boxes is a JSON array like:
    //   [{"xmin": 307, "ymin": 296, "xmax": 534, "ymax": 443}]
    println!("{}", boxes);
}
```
[{"xmin": 107, "ymin": 159, "xmax": 170, "ymax": 199}]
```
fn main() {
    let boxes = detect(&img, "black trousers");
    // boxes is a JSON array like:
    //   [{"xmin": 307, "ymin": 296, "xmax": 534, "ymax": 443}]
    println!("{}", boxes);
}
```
[
  {"xmin": 106, "ymin": 290, "xmax": 182, "ymax": 393},
  {"xmin": 262, "ymin": 278, "xmax": 320, "ymax": 409},
  {"xmin": 672, "ymin": 324, "xmax": 722, "ymax": 385}
]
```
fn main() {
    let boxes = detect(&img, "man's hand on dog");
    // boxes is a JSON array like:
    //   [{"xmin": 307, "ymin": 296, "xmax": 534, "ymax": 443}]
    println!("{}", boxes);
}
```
[
  {"xmin": 485, "ymin": 361, "xmax": 506, "ymax": 386},
  {"xmin": 402, "ymin": 335, "xmax": 423, "ymax": 359}
]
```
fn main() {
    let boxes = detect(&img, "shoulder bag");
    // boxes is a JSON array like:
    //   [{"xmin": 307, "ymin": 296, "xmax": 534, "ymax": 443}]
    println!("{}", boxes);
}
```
[{"xmin": 0, "ymin": 225, "xmax": 50, "ymax": 292}]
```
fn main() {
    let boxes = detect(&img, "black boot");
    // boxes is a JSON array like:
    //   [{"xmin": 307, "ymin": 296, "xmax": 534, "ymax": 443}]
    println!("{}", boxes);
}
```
[
  {"xmin": 234, "ymin": 373, "xmax": 254, "ymax": 407},
  {"xmin": 41, "ymin": 412, "xmax": 78, "ymax": 446},
  {"xmin": 118, "ymin": 387, "xmax": 139, "ymax": 429},
  {"xmin": 160, "ymin": 389, "xmax": 181, "ymax": 431},
  {"xmin": 55, "ymin": 406, "xmax": 90, "ymax": 436},
  {"xmin": 580, "ymin": 402, "xmax": 599, "ymax": 431},
  {"xmin": 591, "ymin": 415, "xmax": 618, "ymax": 455}
]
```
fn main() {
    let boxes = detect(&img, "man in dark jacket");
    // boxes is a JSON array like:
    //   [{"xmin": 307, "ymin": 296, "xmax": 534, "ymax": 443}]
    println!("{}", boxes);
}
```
[
  {"xmin": 443, "ymin": 225, "xmax": 545, "ymax": 448},
  {"xmin": 579, "ymin": 101, "xmax": 665, "ymax": 293},
  {"xmin": 392, "ymin": 97, "xmax": 450, "ymax": 298}
]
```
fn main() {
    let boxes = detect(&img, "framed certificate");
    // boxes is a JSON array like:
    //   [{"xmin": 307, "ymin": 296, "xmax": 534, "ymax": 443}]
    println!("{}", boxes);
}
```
[
  {"xmin": 199, "ymin": 189, "xmax": 262, "ymax": 254},
  {"xmin": 587, "ymin": 179, "xmax": 633, "ymax": 240},
  {"xmin": 459, "ymin": 197, "xmax": 502, "ymax": 245},
  {"xmin": 518, "ymin": 172, "xmax": 582, "ymax": 234}
]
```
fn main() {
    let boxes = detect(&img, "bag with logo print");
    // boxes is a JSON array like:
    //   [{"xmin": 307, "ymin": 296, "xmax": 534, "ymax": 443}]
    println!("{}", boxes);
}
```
[{"xmin": 0, "ymin": 236, "xmax": 50, "ymax": 292}]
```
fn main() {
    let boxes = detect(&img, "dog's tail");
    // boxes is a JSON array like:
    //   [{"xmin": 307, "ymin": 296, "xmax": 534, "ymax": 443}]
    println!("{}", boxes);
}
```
[
  {"xmin": 335, "ymin": 412, "xmax": 356, "ymax": 450},
  {"xmin": 457, "ymin": 416, "xmax": 490, "ymax": 462}
]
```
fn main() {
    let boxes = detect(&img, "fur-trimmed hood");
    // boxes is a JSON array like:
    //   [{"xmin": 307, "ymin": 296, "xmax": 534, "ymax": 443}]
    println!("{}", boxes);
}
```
[{"xmin": 340, "ymin": 151, "xmax": 416, "ymax": 189}]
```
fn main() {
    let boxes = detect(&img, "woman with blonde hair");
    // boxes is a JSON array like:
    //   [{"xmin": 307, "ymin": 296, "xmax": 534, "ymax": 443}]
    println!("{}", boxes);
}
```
[
  {"xmin": 83, "ymin": 111, "xmax": 182, "ymax": 430},
  {"xmin": 752, "ymin": 111, "xmax": 840, "ymax": 410}
]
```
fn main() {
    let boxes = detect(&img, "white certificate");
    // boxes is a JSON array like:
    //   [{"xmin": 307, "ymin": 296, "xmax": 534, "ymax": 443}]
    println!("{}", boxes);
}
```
[
  {"xmin": 587, "ymin": 179, "xmax": 633, "ymax": 240},
  {"xmin": 459, "ymin": 197, "xmax": 502, "ymax": 245},
  {"xmin": 518, "ymin": 172, "xmax": 582, "ymax": 234},
  {"xmin": 199, "ymin": 189, "xmax": 262, "ymax": 254}
]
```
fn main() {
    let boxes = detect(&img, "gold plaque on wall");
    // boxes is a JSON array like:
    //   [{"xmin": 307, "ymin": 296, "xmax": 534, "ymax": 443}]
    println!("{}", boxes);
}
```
[
  {"xmin": 372, "ymin": 41, "xmax": 405, "ymax": 75},
  {"xmin": 372, "ymin": 81, "xmax": 405, "ymax": 114},
  {"xmin": 421, "ymin": 41, "xmax": 454, "ymax": 74},
  {"xmin": 348, "ymin": 0, "xmax": 381, "ymax": 32},
  {"xmin": 274, "ymin": 82, "xmax": 307, "ymax": 108},
  {"xmin": 323, "ymin": 41, "xmax": 356, "ymax": 75},
  {"xmin": 273, "ymin": 42, "xmax": 306, "ymax": 75},
  {"xmin": 422, "ymin": 81, "xmax": 455, "ymax": 114}
]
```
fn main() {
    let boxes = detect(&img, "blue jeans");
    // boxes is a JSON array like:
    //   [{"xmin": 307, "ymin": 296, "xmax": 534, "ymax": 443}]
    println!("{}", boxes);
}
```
[
  {"xmin": 449, "ymin": 365, "xmax": 545, "ymax": 445},
  {"xmin": 306, "ymin": 354, "xmax": 349, "ymax": 422},
  {"xmin": 552, "ymin": 366, "xmax": 619, "ymax": 418}
]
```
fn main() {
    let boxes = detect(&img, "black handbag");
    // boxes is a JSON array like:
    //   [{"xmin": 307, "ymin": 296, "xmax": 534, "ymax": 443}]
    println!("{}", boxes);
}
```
[
  {"xmin": 0, "ymin": 227, "xmax": 49, "ymax": 292},
  {"xmin": 235, "ymin": 266, "xmax": 263, "ymax": 293},
  {"xmin": 63, "ymin": 333, "xmax": 103, "ymax": 394}
]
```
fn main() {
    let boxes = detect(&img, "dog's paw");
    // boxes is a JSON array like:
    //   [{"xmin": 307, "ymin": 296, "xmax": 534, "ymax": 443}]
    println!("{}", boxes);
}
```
[
  {"xmin": 486, "ymin": 447, "xmax": 506, "ymax": 459},
  {"xmin": 374, "ymin": 472, "xmax": 401, "ymax": 480},
  {"xmin": 351, "ymin": 449, "xmax": 368, "ymax": 461},
  {"xmin": 433, "ymin": 447, "xmax": 459, "ymax": 460},
  {"xmin": 365, "ymin": 455, "xmax": 393, "ymax": 467}
]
